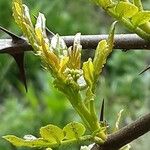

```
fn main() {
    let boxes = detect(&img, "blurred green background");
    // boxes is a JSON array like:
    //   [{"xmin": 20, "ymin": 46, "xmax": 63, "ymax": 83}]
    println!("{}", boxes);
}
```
[{"xmin": 0, "ymin": 0, "xmax": 150, "ymax": 150}]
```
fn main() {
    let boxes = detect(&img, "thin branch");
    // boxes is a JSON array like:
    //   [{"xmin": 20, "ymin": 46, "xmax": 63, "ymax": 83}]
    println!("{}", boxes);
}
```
[
  {"xmin": 1, "ymin": 34, "xmax": 150, "ymax": 54},
  {"xmin": 92, "ymin": 113, "xmax": 150, "ymax": 150}
]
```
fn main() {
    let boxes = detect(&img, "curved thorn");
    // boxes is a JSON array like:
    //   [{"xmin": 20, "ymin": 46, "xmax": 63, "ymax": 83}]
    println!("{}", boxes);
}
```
[
  {"xmin": 11, "ymin": 52, "xmax": 27, "ymax": 92},
  {"xmin": 139, "ymin": 65, "xmax": 150, "ymax": 75},
  {"xmin": 46, "ymin": 27, "xmax": 55, "ymax": 37},
  {"xmin": 0, "ymin": 26, "xmax": 22, "ymax": 42}
]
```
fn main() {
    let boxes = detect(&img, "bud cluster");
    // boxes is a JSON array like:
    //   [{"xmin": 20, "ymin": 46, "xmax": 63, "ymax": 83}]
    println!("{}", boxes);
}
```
[{"xmin": 64, "ymin": 68, "xmax": 83, "ymax": 83}]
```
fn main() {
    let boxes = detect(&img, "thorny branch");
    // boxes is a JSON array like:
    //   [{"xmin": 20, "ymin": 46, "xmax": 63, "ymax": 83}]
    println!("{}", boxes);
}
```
[
  {"xmin": 0, "ymin": 26, "xmax": 149, "ymax": 90},
  {"xmin": 92, "ymin": 113, "xmax": 150, "ymax": 150},
  {"xmin": 1, "ymin": 34, "xmax": 150, "ymax": 54}
]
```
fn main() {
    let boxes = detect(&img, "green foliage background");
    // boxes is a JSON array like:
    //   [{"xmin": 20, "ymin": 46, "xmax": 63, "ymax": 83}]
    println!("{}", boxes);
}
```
[{"xmin": 0, "ymin": 0, "xmax": 150, "ymax": 150}]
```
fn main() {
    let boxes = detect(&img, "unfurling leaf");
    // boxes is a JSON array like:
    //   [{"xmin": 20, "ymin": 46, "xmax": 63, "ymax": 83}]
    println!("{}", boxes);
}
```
[
  {"xmin": 107, "ymin": 21, "xmax": 116, "ymax": 50},
  {"xmin": 115, "ymin": 2, "xmax": 138, "ymax": 18},
  {"xmin": 131, "ymin": 11, "xmax": 150, "ymax": 27},
  {"xmin": 59, "ymin": 56, "xmax": 69, "ymax": 73},
  {"xmin": 93, "ymin": 21, "xmax": 115, "ymax": 81},
  {"xmin": 12, "ymin": 0, "xmax": 36, "ymax": 45},
  {"xmin": 40, "ymin": 124, "xmax": 65, "ymax": 143},
  {"xmin": 41, "ymin": 48, "xmax": 60, "ymax": 72},
  {"xmin": 34, "ymin": 13, "xmax": 51, "ymax": 55},
  {"xmin": 63, "ymin": 122, "xmax": 86, "ymax": 139},
  {"xmin": 82, "ymin": 58, "xmax": 94, "ymax": 87},
  {"xmin": 67, "ymin": 33, "xmax": 82, "ymax": 70},
  {"xmin": 35, "ymin": 13, "xmax": 47, "ymax": 46},
  {"xmin": 13, "ymin": 2, "xmax": 22, "ymax": 15},
  {"xmin": 93, "ymin": 40, "xmax": 108, "ymax": 78},
  {"xmin": 50, "ymin": 34, "xmax": 67, "ymax": 56},
  {"xmin": 12, "ymin": 0, "xmax": 23, "ymax": 26},
  {"xmin": 3, "ymin": 135, "xmax": 49, "ymax": 148}
]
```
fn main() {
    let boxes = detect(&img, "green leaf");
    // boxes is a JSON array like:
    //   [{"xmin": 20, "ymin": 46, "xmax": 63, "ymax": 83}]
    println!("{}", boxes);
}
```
[
  {"xmin": 131, "ymin": 11, "xmax": 150, "ymax": 27},
  {"xmin": 63, "ymin": 122, "xmax": 86, "ymax": 139},
  {"xmin": 106, "ymin": 21, "xmax": 116, "ymax": 54},
  {"xmin": 40, "ymin": 124, "xmax": 64, "ymax": 143},
  {"xmin": 93, "ymin": 40, "xmax": 108, "ymax": 78},
  {"xmin": 93, "ymin": 0, "xmax": 112, "ymax": 9},
  {"xmin": 13, "ymin": 2, "xmax": 22, "ymax": 15},
  {"xmin": 115, "ymin": 2, "xmax": 138, "ymax": 18},
  {"xmin": 12, "ymin": 0, "xmax": 36, "ymax": 46},
  {"xmin": 35, "ymin": 13, "xmax": 47, "ymax": 45},
  {"xmin": 3, "ymin": 135, "xmax": 26, "ymax": 147},
  {"xmin": 82, "ymin": 58, "xmax": 94, "ymax": 87},
  {"xmin": 23, "ymin": 4, "xmax": 33, "ymax": 26},
  {"xmin": 3, "ymin": 135, "xmax": 49, "ymax": 148},
  {"xmin": 92, "ymin": 21, "xmax": 115, "ymax": 87}
]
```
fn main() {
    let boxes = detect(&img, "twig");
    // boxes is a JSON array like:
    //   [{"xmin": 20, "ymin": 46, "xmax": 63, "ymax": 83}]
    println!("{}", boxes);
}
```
[
  {"xmin": 92, "ymin": 113, "xmax": 150, "ymax": 150},
  {"xmin": 0, "ymin": 34, "xmax": 150, "ymax": 54}
]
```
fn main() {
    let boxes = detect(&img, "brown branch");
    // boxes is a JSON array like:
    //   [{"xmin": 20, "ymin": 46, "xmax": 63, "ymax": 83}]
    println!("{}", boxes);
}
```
[
  {"xmin": 62, "ymin": 34, "xmax": 150, "ymax": 50},
  {"xmin": 0, "ymin": 34, "xmax": 150, "ymax": 54},
  {"xmin": 92, "ymin": 113, "xmax": 150, "ymax": 150}
]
